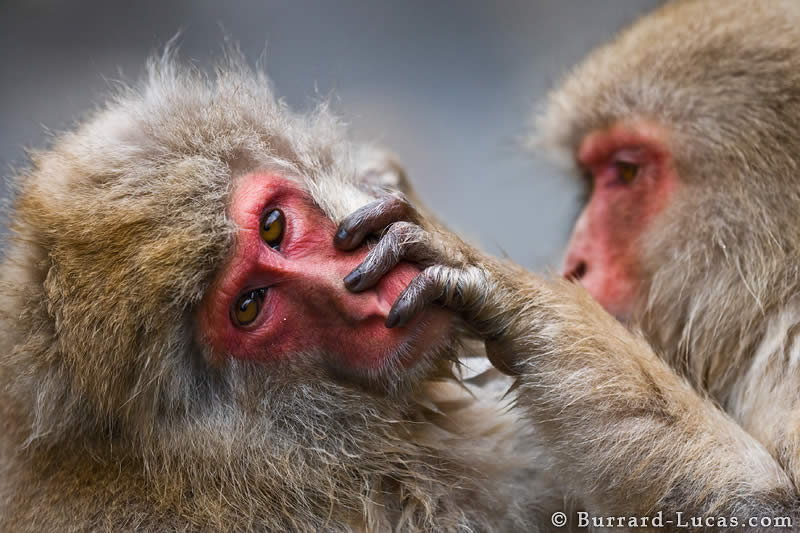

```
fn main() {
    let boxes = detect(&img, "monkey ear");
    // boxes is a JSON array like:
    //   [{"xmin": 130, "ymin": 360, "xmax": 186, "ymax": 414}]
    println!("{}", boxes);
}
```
[{"xmin": 353, "ymin": 145, "xmax": 417, "ymax": 198}]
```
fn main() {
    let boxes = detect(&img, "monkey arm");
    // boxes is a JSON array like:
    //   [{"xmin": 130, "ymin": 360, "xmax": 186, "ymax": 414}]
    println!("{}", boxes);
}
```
[
  {"xmin": 336, "ymin": 196, "xmax": 799, "ymax": 521},
  {"xmin": 484, "ymin": 278, "xmax": 799, "ymax": 519}
]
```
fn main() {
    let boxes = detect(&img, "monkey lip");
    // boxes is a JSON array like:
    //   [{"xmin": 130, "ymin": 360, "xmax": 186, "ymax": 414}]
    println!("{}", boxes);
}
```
[
  {"xmin": 339, "ymin": 306, "xmax": 451, "ymax": 374},
  {"xmin": 340, "ymin": 260, "xmax": 450, "ymax": 371},
  {"xmin": 373, "ymin": 261, "xmax": 422, "ymax": 316}
]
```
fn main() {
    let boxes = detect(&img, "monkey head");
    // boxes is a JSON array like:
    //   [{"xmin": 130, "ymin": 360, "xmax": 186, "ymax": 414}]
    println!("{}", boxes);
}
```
[
  {"xmin": 537, "ymin": 0, "xmax": 800, "ymax": 387},
  {"xmin": 0, "ymin": 57, "xmax": 456, "ymax": 457}
]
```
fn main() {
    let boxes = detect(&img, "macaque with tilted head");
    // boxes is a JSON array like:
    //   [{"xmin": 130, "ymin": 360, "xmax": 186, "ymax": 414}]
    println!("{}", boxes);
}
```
[{"xmin": 0, "ymin": 55, "xmax": 545, "ymax": 532}]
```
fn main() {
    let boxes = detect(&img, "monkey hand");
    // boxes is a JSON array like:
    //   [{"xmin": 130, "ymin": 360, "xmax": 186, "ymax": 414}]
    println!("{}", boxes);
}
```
[{"xmin": 334, "ymin": 193, "xmax": 534, "ymax": 374}]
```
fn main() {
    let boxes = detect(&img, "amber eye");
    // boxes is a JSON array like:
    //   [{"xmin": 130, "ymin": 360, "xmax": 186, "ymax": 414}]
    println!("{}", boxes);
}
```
[
  {"xmin": 260, "ymin": 209, "xmax": 285, "ymax": 249},
  {"xmin": 616, "ymin": 161, "xmax": 639, "ymax": 184},
  {"xmin": 233, "ymin": 288, "xmax": 266, "ymax": 327}
]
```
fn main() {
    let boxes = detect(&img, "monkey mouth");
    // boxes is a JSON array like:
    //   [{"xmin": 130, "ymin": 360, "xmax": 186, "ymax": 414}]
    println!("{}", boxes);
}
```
[
  {"xmin": 343, "ymin": 305, "xmax": 451, "ymax": 370},
  {"xmin": 391, "ymin": 308, "xmax": 453, "ymax": 367},
  {"xmin": 324, "ymin": 308, "xmax": 455, "ymax": 393},
  {"xmin": 374, "ymin": 261, "xmax": 423, "ymax": 315}
]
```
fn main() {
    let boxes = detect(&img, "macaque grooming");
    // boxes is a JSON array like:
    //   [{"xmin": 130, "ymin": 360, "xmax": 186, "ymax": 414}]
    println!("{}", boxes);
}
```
[{"xmin": 4, "ymin": 0, "xmax": 800, "ymax": 531}]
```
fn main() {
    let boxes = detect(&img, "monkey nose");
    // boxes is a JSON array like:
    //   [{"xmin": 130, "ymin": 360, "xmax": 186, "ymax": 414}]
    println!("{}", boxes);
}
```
[{"xmin": 564, "ymin": 260, "xmax": 588, "ymax": 282}]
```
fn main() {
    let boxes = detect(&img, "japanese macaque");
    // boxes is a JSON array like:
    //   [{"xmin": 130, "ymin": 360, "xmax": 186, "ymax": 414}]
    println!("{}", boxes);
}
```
[
  {"xmin": 0, "ymin": 55, "xmax": 542, "ymax": 531},
  {"xmin": 4, "ymin": 1, "xmax": 800, "ymax": 532},
  {"xmin": 495, "ymin": 0, "xmax": 800, "ymax": 526}
]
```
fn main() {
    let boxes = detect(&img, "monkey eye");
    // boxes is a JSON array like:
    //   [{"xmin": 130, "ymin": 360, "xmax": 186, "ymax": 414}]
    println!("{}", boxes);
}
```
[
  {"xmin": 260, "ymin": 209, "xmax": 285, "ymax": 249},
  {"xmin": 615, "ymin": 161, "xmax": 639, "ymax": 184},
  {"xmin": 233, "ymin": 288, "xmax": 267, "ymax": 327}
]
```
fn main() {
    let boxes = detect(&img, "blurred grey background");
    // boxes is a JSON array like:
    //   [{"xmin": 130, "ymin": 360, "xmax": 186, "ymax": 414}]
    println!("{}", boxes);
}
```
[{"xmin": 0, "ymin": 0, "xmax": 660, "ymax": 270}]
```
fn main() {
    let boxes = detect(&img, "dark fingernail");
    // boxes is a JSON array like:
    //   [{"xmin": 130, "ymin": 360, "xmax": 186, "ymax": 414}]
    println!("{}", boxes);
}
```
[
  {"xmin": 385, "ymin": 309, "xmax": 400, "ymax": 328},
  {"xmin": 335, "ymin": 227, "xmax": 349, "ymax": 242},
  {"xmin": 343, "ymin": 269, "xmax": 361, "ymax": 289},
  {"xmin": 385, "ymin": 301, "xmax": 407, "ymax": 328}
]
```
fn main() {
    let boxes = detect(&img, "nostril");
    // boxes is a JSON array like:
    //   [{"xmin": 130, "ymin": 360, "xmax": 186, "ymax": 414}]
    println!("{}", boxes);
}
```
[{"xmin": 566, "ymin": 261, "xmax": 587, "ymax": 282}]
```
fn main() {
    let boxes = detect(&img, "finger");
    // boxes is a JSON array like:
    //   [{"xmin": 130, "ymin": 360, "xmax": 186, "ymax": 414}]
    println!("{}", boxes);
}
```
[
  {"xmin": 344, "ymin": 225, "xmax": 403, "ymax": 292},
  {"xmin": 386, "ymin": 265, "xmax": 490, "ymax": 328},
  {"xmin": 344, "ymin": 222, "xmax": 430, "ymax": 292},
  {"xmin": 334, "ymin": 195, "xmax": 413, "ymax": 251},
  {"xmin": 385, "ymin": 266, "xmax": 447, "ymax": 328}
]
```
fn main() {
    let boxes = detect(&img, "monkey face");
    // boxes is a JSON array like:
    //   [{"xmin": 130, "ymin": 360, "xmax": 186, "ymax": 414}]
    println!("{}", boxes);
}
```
[
  {"xmin": 197, "ymin": 172, "xmax": 453, "ymax": 383},
  {"xmin": 561, "ymin": 121, "xmax": 679, "ymax": 320}
]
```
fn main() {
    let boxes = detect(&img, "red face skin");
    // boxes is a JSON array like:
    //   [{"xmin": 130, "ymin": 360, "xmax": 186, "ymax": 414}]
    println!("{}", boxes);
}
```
[
  {"xmin": 198, "ymin": 173, "xmax": 450, "ymax": 372},
  {"xmin": 562, "ymin": 122, "xmax": 679, "ymax": 319}
]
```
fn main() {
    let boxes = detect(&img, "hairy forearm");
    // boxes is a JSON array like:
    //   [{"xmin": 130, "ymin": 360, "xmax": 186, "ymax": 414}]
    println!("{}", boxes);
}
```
[{"xmin": 484, "ymin": 275, "xmax": 796, "ymax": 517}]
